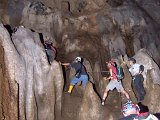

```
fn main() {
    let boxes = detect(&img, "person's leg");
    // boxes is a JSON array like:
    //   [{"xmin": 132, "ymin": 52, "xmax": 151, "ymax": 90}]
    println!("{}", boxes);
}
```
[
  {"xmin": 101, "ymin": 80, "xmax": 115, "ymax": 105},
  {"xmin": 102, "ymin": 89, "xmax": 109, "ymax": 105},
  {"xmin": 120, "ymin": 89, "xmax": 130, "ymax": 100},
  {"xmin": 68, "ymin": 77, "xmax": 81, "ymax": 93},
  {"xmin": 139, "ymin": 75, "xmax": 146, "ymax": 101},
  {"xmin": 132, "ymin": 80, "xmax": 139, "ymax": 101},
  {"xmin": 81, "ymin": 75, "xmax": 89, "ymax": 87},
  {"xmin": 46, "ymin": 49, "xmax": 54, "ymax": 64},
  {"xmin": 116, "ymin": 80, "xmax": 130, "ymax": 100},
  {"xmin": 134, "ymin": 75, "xmax": 145, "ymax": 102}
]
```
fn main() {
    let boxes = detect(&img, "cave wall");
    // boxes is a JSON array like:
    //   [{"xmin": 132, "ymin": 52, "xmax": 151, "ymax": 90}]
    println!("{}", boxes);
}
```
[
  {"xmin": 0, "ymin": 24, "xmax": 18, "ymax": 120},
  {"xmin": 0, "ymin": 0, "xmax": 159, "ymax": 65},
  {"xmin": 0, "ymin": 24, "xmax": 64, "ymax": 120},
  {"xmin": 0, "ymin": 0, "xmax": 160, "ymax": 120}
]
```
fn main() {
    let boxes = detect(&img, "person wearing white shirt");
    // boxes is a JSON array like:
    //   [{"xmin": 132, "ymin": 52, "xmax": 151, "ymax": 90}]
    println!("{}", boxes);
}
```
[{"xmin": 128, "ymin": 58, "xmax": 146, "ymax": 102}]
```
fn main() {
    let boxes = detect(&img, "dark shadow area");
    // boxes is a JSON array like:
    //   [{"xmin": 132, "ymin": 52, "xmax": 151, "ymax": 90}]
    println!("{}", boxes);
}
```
[
  {"xmin": 154, "ymin": 113, "xmax": 160, "ymax": 119},
  {"xmin": 4, "ymin": 24, "xmax": 13, "ymax": 36},
  {"xmin": 92, "ymin": 83, "xmax": 102, "ymax": 100},
  {"xmin": 61, "ymin": 65, "xmax": 69, "ymax": 91},
  {"xmin": 31, "ymin": 29, "xmax": 35, "ymax": 32},
  {"xmin": 138, "ymin": 102, "xmax": 149, "ymax": 113},
  {"xmin": 39, "ymin": 33, "xmax": 44, "ymax": 43},
  {"xmin": 39, "ymin": 32, "xmax": 51, "ymax": 64}
]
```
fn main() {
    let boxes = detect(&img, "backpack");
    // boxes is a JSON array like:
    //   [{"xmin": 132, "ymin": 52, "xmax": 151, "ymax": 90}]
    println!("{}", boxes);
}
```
[{"xmin": 116, "ymin": 67, "xmax": 124, "ymax": 80}]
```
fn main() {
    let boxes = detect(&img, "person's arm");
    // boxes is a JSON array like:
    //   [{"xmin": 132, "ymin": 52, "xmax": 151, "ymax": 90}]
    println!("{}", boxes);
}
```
[
  {"xmin": 104, "ymin": 69, "xmax": 113, "ymax": 80},
  {"xmin": 51, "ymin": 46, "xmax": 57, "ymax": 53},
  {"xmin": 60, "ymin": 63, "xmax": 70, "ymax": 66},
  {"xmin": 139, "ymin": 65, "xmax": 144, "ymax": 74}
]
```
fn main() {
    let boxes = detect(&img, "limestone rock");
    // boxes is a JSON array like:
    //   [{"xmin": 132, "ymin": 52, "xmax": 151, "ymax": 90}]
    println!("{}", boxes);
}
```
[
  {"xmin": 78, "ymin": 82, "xmax": 102, "ymax": 120},
  {"xmin": 133, "ymin": 49, "xmax": 160, "ymax": 85},
  {"xmin": 143, "ymin": 70, "xmax": 160, "ymax": 113},
  {"xmin": 21, "ymin": 1, "xmax": 63, "ymax": 37},
  {"xmin": 121, "ymin": 64, "xmax": 137, "ymax": 103},
  {"xmin": 0, "ymin": 24, "xmax": 18, "ymax": 120},
  {"xmin": 0, "ymin": 24, "xmax": 64, "ymax": 120}
]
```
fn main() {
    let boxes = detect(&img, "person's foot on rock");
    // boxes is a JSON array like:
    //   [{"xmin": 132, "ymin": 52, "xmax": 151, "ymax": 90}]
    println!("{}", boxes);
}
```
[{"xmin": 101, "ymin": 99, "xmax": 105, "ymax": 106}]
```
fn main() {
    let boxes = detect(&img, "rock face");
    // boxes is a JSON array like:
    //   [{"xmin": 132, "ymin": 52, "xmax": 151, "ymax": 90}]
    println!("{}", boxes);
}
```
[
  {"xmin": 0, "ymin": 24, "xmax": 64, "ymax": 120},
  {"xmin": 144, "ymin": 70, "xmax": 160, "ymax": 113},
  {"xmin": 78, "ymin": 82, "xmax": 102, "ymax": 120},
  {"xmin": 121, "ymin": 63, "xmax": 137, "ymax": 103},
  {"xmin": 131, "ymin": 49, "xmax": 160, "ymax": 113},
  {"xmin": 0, "ymin": 24, "xmax": 18, "ymax": 120},
  {"xmin": 0, "ymin": 0, "xmax": 160, "ymax": 120},
  {"xmin": 133, "ymin": 49, "xmax": 160, "ymax": 85}
]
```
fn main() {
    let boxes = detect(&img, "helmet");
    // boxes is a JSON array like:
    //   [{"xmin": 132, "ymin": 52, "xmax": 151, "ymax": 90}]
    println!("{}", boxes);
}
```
[
  {"xmin": 75, "ymin": 57, "xmax": 82, "ymax": 62},
  {"xmin": 128, "ymin": 58, "xmax": 136, "ymax": 63},
  {"xmin": 122, "ymin": 103, "xmax": 140, "ymax": 113}
]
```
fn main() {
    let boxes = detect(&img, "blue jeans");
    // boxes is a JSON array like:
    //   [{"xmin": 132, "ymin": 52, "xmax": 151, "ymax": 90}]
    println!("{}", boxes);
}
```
[{"xmin": 71, "ymin": 75, "xmax": 88, "ymax": 87}]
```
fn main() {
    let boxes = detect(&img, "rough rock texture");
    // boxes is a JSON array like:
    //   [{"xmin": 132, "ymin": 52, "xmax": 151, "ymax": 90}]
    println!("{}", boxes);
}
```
[
  {"xmin": 78, "ymin": 82, "xmax": 102, "ymax": 120},
  {"xmin": 0, "ymin": 0, "xmax": 160, "ymax": 120},
  {"xmin": 133, "ymin": 49, "xmax": 160, "ymax": 85},
  {"xmin": 144, "ymin": 70, "xmax": 160, "ymax": 113},
  {"xmin": 0, "ymin": 24, "xmax": 64, "ymax": 120},
  {"xmin": 0, "ymin": 24, "xmax": 18, "ymax": 120},
  {"xmin": 121, "ymin": 63, "xmax": 137, "ymax": 103},
  {"xmin": 131, "ymin": 49, "xmax": 160, "ymax": 113}
]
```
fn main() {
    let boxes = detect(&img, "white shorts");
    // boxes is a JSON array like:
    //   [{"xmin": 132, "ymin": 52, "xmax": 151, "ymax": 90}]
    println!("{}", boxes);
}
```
[{"xmin": 106, "ymin": 79, "xmax": 124, "ymax": 92}]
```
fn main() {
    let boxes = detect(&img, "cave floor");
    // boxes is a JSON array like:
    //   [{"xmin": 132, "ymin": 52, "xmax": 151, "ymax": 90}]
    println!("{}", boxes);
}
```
[{"xmin": 61, "ymin": 87, "xmax": 123, "ymax": 120}]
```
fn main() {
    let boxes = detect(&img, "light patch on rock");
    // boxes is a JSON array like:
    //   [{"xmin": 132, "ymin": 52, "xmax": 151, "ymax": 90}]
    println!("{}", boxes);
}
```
[{"xmin": 65, "ymin": 39, "xmax": 81, "ymax": 53}]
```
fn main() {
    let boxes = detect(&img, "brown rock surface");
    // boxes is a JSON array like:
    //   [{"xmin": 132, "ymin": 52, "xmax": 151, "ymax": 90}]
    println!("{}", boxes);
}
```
[
  {"xmin": 0, "ymin": 24, "xmax": 18, "ymax": 120},
  {"xmin": 0, "ymin": 0, "xmax": 160, "ymax": 120},
  {"xmin": 0, "ymin": 24, "xmax": 64, "ymax": 120}
]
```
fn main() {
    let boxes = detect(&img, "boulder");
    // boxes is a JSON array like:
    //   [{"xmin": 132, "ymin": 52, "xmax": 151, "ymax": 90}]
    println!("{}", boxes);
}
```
[
  {"xmin": 78, "ymin": 82, "xmax": 102, "ymax": 120},
  {"xmin": 133, "ymin": 49, "xmax": 160, "ymax": 85}
]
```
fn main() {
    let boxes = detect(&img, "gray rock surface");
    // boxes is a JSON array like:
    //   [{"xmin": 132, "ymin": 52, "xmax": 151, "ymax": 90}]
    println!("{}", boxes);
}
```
[
  {"xmin": 0, "ymin": 24, "xmax": 64, "ymax": 120},
  {"xmin": 0, "ymin": 0, "xmax": 160, "ymax": 120}
]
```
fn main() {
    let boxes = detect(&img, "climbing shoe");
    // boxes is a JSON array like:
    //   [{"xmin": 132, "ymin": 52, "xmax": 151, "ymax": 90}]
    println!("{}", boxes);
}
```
[{"xmin": 101, "ymin": 99, "xmax": 105, "ymax": 106}]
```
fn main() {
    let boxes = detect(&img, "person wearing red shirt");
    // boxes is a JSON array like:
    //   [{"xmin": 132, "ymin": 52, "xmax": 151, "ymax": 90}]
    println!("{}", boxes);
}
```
[{"xmin": 101, "ymin": 61, "xmax": 130, "ymax": 106}]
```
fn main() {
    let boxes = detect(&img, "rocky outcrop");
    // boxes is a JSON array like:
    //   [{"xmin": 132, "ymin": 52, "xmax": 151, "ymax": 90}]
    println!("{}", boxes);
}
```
[
  {"xmin": 0, "ymin": 24, "xmax": 64, "ymax": 120},
  {"xmin": 121, "ymin": 63, "xmax": 137, "ymax": 103},
  {"xmin": 144, "ymin": 70, "xmax": 160, "ymax": 113},
  {"xmin": 0, "ymin": 23, "xmax": 18, "ymax": 120},
  {"xmin": 78, "ymin": 82, "xmax": 102, "ymax": 120},
  {"xmin": 124, "ymin": 49, "xmax": 160, "ymax": 113},
  {"xmin": 0, "ymin": 0, "xmax": 160, "ymax": 120},
  {"xmin": 133, "ymin": 49, "xmax": 160, "ymax": 85}
]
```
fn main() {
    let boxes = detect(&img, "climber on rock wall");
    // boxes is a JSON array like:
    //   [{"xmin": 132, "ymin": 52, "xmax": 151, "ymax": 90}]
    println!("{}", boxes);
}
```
[
  {"xmin": 119, "ymin": 102, "xmax": 159, "ymax": 120},
  {"xmin": 101, "ymin": 60, "xmax": 131, "ymax": 106},
  {"xmin": 128, "ymin": 58, "xmax": 146, "ymax": 102},
  {"xmin": 61, "ymin": 57, "xmax": 89, "ymax": 94},
  {"xmin": 44, "ymin": 36, "xmax": 57, "ymax": 64}
]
